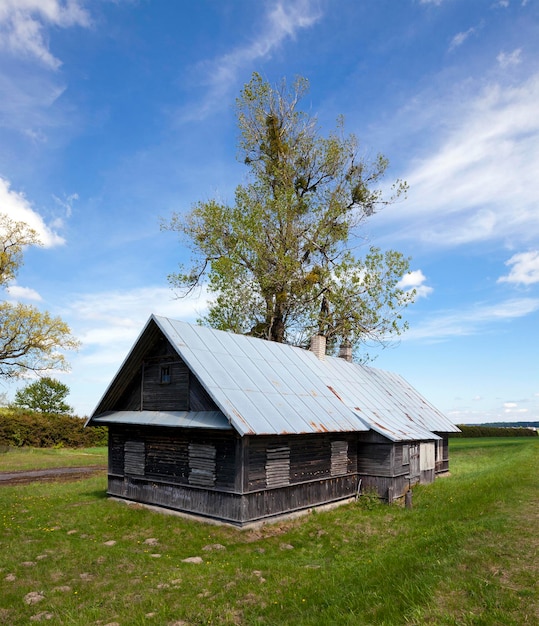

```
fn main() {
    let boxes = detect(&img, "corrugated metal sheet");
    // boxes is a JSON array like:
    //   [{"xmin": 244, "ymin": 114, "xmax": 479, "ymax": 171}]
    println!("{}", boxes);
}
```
[
  {"xmin": 154, "ymin": 316, "xmax": 369, "ymax": 436},
  {"xmin": 90, "ymin": 314, "xmax": 458, "ymax": 441},
  {"xmin": 91, "ymin": 410, "xmax": 231, "ymax": 430}
]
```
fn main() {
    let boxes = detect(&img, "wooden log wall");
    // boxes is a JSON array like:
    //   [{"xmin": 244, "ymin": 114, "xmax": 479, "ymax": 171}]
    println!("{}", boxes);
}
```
[
  {"xmin": 247, "ymin": 433, "xmax": 357, "ymax": 492},
  {"xmin": 108, "ymin": 426, "xmax": 236, "ymax": 490}
]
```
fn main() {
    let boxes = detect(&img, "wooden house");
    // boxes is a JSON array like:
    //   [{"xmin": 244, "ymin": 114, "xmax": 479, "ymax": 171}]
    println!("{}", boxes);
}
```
[{"xmin": 86, "ymin": 315, "xmax": 459, "ymax": 525}]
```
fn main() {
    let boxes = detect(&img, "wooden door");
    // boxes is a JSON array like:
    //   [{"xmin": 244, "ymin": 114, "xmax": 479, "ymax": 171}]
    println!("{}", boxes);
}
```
[{"xmin": 409, "ymin": 443, "xmax": 420, "ymax": 485}]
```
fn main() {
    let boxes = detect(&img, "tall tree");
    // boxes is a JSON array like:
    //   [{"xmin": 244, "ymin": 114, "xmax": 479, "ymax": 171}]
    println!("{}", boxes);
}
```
[
  {"xmin": 164, "ymin": 73, "xmax": 414, "ymax": 356},
  {"xmin": 14, "ymin": 377, "xmax": 72, "ymax": 414},
  {"xmin": 0, "ymin": 214, "xmax": 79, "ymax": 378}
]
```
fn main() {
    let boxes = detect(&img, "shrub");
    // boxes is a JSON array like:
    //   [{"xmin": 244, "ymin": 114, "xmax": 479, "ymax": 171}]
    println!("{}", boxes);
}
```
[
  {"xmin": 450, "ymin": 424, "xmax": 538, "ymax": 438},
  {"xmin": 0, "ymin": 408, "xmax": 107, "ymax": 448}
]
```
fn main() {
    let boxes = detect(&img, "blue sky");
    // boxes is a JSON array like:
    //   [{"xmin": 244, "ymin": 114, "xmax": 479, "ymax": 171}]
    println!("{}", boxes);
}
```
[{"xmin": 0, "ymin": 0, "xmax": 538, "ymax": 423}]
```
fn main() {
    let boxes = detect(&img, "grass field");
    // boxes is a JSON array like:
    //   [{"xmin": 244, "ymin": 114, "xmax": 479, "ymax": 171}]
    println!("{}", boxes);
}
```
[
  {"xmin": 0, "ymin": 447, "xmax": 107, "ymax": 472},
  {"xmin": 0, "ymin": 438, "xmax": 537, "ymax": 625}
]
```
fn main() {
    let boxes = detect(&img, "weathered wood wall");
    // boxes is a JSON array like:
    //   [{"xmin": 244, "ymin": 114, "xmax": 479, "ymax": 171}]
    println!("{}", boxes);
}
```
[
  {"xmin": 246, "ymin": 433, "xmax": 357, "ymax": 492},
  {"xmin": 109, "ymin": 426, "xmax": 236, "ymax": 490},
  {"xmin": 107, "ymin": 428, "xmax": 361, "ymax": 524}
]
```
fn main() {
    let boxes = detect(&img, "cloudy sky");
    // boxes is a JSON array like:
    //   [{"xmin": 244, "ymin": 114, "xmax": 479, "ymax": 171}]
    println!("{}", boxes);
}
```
[{"xmin": 0, "ymin": 0, "xmax": 538, "ymax": 423}]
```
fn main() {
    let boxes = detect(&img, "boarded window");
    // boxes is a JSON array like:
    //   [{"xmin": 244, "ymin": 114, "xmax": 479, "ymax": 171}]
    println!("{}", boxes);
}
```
[
  {"xmin": 402, "ymin": 444, "xmax": 410, "ymax": 465},
  {"xmin": 188, "ymin": 443, "xmax": 216, "ymax": 487},
  {"xmin": 330, "ymin": 440, "xmax": 348, "ymax": 476},
  {"xmin": 266, "ymin": 445, "xmax": 290, "ymax": 487},
  {"xmin": 124, "ymin": 440, "xmax": 145, "ymax": 476},
  {"xmin": 420, "ymin": 442, "xmax": 435, "ymax": 471}
]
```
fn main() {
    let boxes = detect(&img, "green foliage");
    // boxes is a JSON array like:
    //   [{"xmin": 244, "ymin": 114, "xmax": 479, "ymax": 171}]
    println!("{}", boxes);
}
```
[
  {"xmin": 0, "ymin": 214, "xmax": 80, "ymax": 378},
  {"xmin": 451, "ymin": 424, "xmax": 537, "ymax": 437},
  {"xmin": 164, "ymin": 73, "xmax": 413, "ymax": 357},
  {"xmin": 357, "ymin": 485, "xmax": 381, "ymax": 510},
  {"xmin": 14, "ymin": 377, "xmax": 72, "ymax": 414},
  {"xmin": 0, "ymin": 407, "xmax": 107, "ymax": 448}
]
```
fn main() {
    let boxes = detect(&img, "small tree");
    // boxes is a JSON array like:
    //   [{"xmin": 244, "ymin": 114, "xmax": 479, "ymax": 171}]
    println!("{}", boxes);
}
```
[
  {"xmin": 14, "ymin": 377, "xmax": 72, "ymax": 414},
  {"xmin": 0, "ymin": 214, "xmax": 79, "ymax": 378}
]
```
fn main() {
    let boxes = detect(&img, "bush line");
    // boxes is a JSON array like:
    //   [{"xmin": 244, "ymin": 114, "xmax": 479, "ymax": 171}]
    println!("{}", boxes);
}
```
[{"xmin": 0, "ymin": 408, "xmax": 107, "ymax": 448}]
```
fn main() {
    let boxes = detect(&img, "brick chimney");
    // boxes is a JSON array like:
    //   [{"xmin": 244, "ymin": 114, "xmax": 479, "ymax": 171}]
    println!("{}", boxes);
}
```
[
  {"xmin": 338, "ymin": 341, "xmax": 353, "ymax": 362},
  {"xmin": 310, "ymin": 335, "xmax": 326, "ymax": 360}
]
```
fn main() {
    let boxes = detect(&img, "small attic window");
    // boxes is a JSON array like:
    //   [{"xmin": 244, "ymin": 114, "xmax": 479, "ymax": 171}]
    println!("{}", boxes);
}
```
[{"xmin": 160, "ymin": 365, "xmax": 171, "ymax": 384}]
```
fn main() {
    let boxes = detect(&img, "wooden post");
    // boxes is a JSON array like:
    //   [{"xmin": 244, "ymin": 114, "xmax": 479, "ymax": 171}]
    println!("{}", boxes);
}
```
[{"xmin": 405, "ymin": 490, "xmax": 413, "ymax": 509}]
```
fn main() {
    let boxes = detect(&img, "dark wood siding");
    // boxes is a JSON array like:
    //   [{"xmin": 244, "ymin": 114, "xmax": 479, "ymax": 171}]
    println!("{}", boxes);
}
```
[
  {"xmin": 146, "ymin": 437, "xmax": 189, "ymax": 480},
  {"xmin": 108, "ymin": 426, "xmax": 236, "ymax": 490},
  {"xmin": 115, "ymin": 371, "xmax": 142, "ymax": 410},
  {"xmin": 110, "ymin": 432, "xmax": 125, "ymax": 475},
  {"xmin": 246, "ymin": 433, "xmax": 357, "ymax": 492},
  {"xmin": 189, "ymin": 374, "xmax": 217, "ymax": 411},
  {"xmin": 357, "ymin": 443, "xmax": 394, "ymax": 476},
  {"xmin": 142, "ymin": 360, "xmax": 189, "ymax": 411},
  {"xmin": 124, "ymin": 440, "xmax": 145, "ymax": 475}
]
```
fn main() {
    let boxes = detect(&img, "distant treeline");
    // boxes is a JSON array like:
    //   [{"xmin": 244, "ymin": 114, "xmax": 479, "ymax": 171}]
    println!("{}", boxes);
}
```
[
  {"xmin": 451, "ymin": 424, "xmax": 538, "ymax": 438},
  {"xmin": 0, "ymin": 408, "xmax": 108, "ymax": 448},
  {"xmin": 476, "ymin": 421, "xmax": 539, "ymax": 429}
]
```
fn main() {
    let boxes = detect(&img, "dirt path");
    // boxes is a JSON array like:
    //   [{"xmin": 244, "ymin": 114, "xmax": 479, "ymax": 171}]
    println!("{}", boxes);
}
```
[{"xmin": 0, "ymin": 465, "xmax": 107, "ymax": 486}]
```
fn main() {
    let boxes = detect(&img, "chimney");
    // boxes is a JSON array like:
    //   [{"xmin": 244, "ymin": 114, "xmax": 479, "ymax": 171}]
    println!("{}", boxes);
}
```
[
  {"xmin": 338, "ymin": 341, "xmax": 353, "ymax": 362},
  {"xmin": 310, "ymin": 335, "xmax": 326, "ymax": 360}
]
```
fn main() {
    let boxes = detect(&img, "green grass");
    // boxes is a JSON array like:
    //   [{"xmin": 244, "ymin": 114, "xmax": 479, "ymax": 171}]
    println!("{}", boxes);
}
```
[
  {"xmin": 0, "ymin": 438, "xmax": 537, "ymax": 625},
  {"xmin": 0, "ymin": 447, "xmax": 107, "ymax": 472}
]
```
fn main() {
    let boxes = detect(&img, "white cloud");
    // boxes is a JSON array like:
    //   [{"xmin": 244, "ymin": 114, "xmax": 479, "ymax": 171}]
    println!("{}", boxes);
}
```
[
  {"xmin": 68, "ymin": 284, "xmax": 210, "ymax": 355},
  {"xmin": 5, "ymin": 283, "xmax": 42, "ymax": 301},
  {"xmin": 0, "ymin": 176, "xmax": 65, "ymax": 246},
  {"xmin": 504, "ymin": 407, "xmax": 528, "ymax": 414},
  {"xmin": 380, "ymin": 71, "xmax": 539, "ymax": 248},
  {"xmin": 398, "ymin": 269, "xmax": 433, "ymax": 298},
  {"xmin": 497, "ymin": 48, "xmax": 522, "ymax": 69},
  {"xmin": 403, "ymin": 297, "xmax": 539, "ymax": 341},
  {"xmin": 0, "ymin": 0, "xmax": 91, "ymax": 69},
  {"xmin": 52, "ymin": 192, "xmax": 78, "ymax": 219},
  {"xmin": 498, "ymin": 250, "xmax": 539, "ymax": 285},
  {"xmin": 181, "ymin": 0, "xmax": 322, "ymax": 121},
  {"xmin": 449, "ymin": 27, "xmax": 476, "ymax": 51},
  {"xmin": 58, "ymin": 285, "xmax": 210, "ymax": 414}
]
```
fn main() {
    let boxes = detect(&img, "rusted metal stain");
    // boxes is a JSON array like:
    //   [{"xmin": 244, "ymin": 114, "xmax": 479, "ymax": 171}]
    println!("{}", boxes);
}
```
[
  {"xmin": 372, "ymin": 420, "xmax": 392, "ymax": 433},
  {"xmin": 226, "ymin": 404, "xmax": 254, "ymax": 435},
  {"xmin": 309, "ymin": 421, "xmax": 329, "ymax": 433},
  {"xmin": 327, "ymin": 386, "xmax": 343, "ymax": 402}
]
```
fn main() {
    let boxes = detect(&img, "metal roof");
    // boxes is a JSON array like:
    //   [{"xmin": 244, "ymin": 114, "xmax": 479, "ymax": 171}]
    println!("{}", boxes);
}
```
[
  {"xmin": 89, "ymin": 315, "xmax": 458, "ymax": 441},
  {"xmin": 90, "ymin": 410, "xmax": 231, "ymax": 430},
  {"xmin": 153, "ymin": 316, "xmax": 368, "ymax": 436},
  {"xmin": 313, "ymin": 357, "xmax": 453, "ymax": 441}
]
